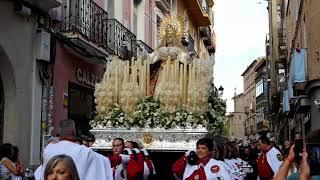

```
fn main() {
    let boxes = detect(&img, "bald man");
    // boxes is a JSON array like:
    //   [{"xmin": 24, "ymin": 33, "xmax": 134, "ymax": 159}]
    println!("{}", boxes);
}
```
[{"xmin": 35, "ymin": 119, "xmax": 113, "ymax": 180}]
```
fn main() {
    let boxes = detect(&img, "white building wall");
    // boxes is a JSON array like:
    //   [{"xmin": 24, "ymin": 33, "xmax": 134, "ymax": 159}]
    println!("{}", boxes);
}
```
[{"xmin": 0, "ymin": 1, "xmax": 42, "ymax": 165}]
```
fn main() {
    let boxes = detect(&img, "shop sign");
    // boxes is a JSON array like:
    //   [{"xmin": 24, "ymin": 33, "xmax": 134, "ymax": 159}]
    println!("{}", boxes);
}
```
[{"xmin": 76, "ymin": 68, "xmax": 100, "ymax": 87}]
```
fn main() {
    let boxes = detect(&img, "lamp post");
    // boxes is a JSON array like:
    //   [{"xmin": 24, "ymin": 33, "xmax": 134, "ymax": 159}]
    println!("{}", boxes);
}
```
[{"xmin": 218, "ymin": 85, "xmax": 224, "ymax": 97}]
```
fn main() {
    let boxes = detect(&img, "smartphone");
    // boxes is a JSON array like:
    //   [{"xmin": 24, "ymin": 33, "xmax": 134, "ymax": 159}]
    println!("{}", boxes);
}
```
[
  {"xmin": 306, "ymin": 144, "xmax": 320, "ymax": 176},
  {"xmin": 294, "ymin": 138, "xmax": 304, "ymax": 164}
]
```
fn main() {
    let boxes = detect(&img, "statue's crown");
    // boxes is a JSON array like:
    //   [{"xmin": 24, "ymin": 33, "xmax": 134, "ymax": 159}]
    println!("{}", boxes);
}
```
[{"xmin": 158, "ymin": 13, "xmax": 184, "ymax": 41}]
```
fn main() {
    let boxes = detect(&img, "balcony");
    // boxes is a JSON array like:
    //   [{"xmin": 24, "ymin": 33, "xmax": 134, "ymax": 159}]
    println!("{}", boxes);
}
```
[
  {"xmin": 25, "ymin": 0, "xmax": 61, "ymax": 12},
  {"xmin": 203, "ymin": 31, "xmax": 212, "ymax": 46},
  {"xmin": 185, "ymin": 0, "xmax": 211, "ymax": 26},
  {"xmin": 54, "ymin": 0, "xmax": 108, "ymax": 64},
  {"xmin": 208, "ymin": 31, "xmax": 216, "ymax": 54},
  {"xmin": 156, "ymin": 0, "xmax": 171, "ymax": 14},
  {"xmin": 278, "ymin": 28, "xmax": 287, "ymax": 62},
  {"xmin": 107, "ymin": 19, "xmax": 137, "ymax": 60},
  {"xmin": 199, "ymin": 26, "xmax": 210, "ymax": 37}
]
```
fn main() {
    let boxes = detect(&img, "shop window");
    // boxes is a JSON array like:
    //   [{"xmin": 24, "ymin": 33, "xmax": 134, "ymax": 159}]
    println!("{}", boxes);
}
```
[{"xmin": 68, "ymin": 82, "xmax": 94, "ymax": 136}]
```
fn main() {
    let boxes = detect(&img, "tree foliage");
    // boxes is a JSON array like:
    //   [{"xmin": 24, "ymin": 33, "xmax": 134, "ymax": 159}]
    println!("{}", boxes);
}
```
[{"xmin": 205, "ymin": 83, "xmax": 227, "ymax": 136}]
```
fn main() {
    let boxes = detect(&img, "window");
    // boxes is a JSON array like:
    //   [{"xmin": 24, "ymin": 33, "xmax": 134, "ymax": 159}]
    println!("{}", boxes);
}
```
[{"xmin": 256, "ymin": 79, "xmax": 264, "ymax": 97}]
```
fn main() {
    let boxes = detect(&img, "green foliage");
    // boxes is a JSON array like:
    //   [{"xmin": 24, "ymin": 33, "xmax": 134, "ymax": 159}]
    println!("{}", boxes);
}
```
[{"xmin": 205, "ymin": 84, "xmax": 227, "ymax": 136}]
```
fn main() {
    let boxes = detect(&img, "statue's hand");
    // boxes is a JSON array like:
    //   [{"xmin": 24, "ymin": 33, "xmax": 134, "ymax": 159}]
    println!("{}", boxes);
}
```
[
  {"xmin": 158, "ymin": 47, "xmax": 180, "ymax": 59},
  {"xmin": 149, "ymin": 52, "xmax": 159, "ymax": 64}
]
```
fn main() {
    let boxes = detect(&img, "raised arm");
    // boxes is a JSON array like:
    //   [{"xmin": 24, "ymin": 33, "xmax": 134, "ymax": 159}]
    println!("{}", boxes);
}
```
[{"xmin": 275, "ymin": 145, "xmax": 295, "ymax": 180}]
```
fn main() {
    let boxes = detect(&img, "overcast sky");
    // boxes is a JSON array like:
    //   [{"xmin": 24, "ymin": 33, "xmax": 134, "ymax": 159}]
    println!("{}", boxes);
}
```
[{"xmin": 213, "ymin": 0, "xmax": 269, "ymax": 113}]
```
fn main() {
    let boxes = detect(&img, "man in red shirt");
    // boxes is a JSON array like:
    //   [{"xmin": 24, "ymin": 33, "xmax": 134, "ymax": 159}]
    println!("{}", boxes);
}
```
[
  {"xmin": 108, "ymin": 138, "xmax": 130, "ymax": 180},
  {"xmin": 257, "ymin": 135, "xmax": 283, "ymax": 180}
]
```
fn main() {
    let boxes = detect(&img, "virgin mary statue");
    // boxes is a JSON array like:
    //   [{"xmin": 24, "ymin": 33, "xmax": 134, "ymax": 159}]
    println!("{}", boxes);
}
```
[{"xmin": 149, "ymin": 14, "xmax": 191, "ymax": 97}]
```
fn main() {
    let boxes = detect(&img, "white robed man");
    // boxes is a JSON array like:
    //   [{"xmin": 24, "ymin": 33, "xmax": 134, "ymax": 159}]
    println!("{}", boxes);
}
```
[
  {"xmin": 35, "ymin": 119, "xmax": 113, "ymax": 180},
  {"xmin": 257, "ymin": 135, "xmax": 283, "ymax": 180}
]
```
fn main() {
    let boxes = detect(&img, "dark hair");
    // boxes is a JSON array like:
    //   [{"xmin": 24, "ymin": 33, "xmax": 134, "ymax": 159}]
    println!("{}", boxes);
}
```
[
  {"xmin": 113, "ymin": 138, "xmax": 125, "ymax": 146},
  {"xmin": 227, "ymin": 142, "xmax": 238, "ymax": 159},
  {"xmin": 44, "ymin": 155, "xmax": 79, "ymax": 180},
  {"xmin": 87, "ymin": 133, "xmax": 95, "ymax": 142},
  {"xmin": 196, "ymin": 138, "xmax": 214, "ymax": 152},
  {"xmin": 74, "ymin": 137, "xmax": 83, "ymax": 145},
  {"xmin": 214, "ymin": 137, "xmax": 227, "ymax": 161},
  {"xmin": 225, "ymin": 142, "xmax": 236, "ymax": 159},
  {"xmin": 11, "ymin": 146, "xmax": 19, "ymax": 162},
  {"xmin": 258, "ymin": 135, "xmax": 271, "ymax": 145},
  {"xmin": 127, "ymin": 141, "xmax": 139, "ymax": 149},
  {"xmin": 0, "ymin": 143, "xmax": 13, "ymax": 160},
  {"xmin": 80, "ymin": 135, "xmax": 88, "ymax": 141}
]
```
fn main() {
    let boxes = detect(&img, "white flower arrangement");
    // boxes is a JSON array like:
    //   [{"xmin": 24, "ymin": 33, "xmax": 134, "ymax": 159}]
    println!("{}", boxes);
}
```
[
  {"xmin": 90, "ymin": 97, "xmax": 208, "ymax": 130},
  {"xmin": 91, "ymin": 84, "xmax": 227, "ymax": 136}
]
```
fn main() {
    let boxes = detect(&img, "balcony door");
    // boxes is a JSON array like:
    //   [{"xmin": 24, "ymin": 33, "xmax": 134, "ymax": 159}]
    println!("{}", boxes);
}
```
[{"xmin": 69, "ymin": 0, "xmax": 92, "ymax": 37}]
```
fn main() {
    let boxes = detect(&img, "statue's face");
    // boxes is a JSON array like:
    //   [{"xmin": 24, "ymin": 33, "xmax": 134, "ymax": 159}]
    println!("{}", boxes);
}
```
[{"xmin": 166, "ymin": 33, "xmax": 174, "ymax": 46}]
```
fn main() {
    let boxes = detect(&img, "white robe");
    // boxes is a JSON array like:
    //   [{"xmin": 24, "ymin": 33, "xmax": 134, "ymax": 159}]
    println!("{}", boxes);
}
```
[
  {"xmin": 265, "ymin": 147, "xmax": 283, "ymax": 175},
  {"xmin": 143, "ymin": 160, "xmax": 156, "ymax": 180},
  {"xmin": 35, "ymin": 140, "xmax": 113, "ymax": 180},
  {"xmin": 183, "ymin": 158, "xmax": 232, "ymax": 180}
]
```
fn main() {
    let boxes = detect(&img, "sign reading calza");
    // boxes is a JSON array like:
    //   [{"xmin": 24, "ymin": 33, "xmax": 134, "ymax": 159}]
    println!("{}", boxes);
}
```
[{"xmin": 76, "ymin": 68, "xmax": 100, "ymax": 87}]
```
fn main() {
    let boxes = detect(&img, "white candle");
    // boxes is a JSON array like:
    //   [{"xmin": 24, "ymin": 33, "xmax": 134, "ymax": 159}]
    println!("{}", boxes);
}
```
[
  {"xmin": 198, "ymin": 62, "xmax": 201, "ymax": 81},
  {"xmin": 180, "ymin": 65, "xmax": 183, "ymax": 105},
  {"xmin": 134, "ymin": 60, "xmax": 137, "ymax": 85},
  {"xmin": 115, "ymin": 65, "xmax": 118, "ymax": 103},
  {"xmin": 146, "ymin": 60, "xmax": 150, "ymax": 96},
  {"xmin": 193, "ymin": 63, "xmax": 196, "ymax": 82},
  {"xmin": 167, "ymin": 56, "xmax": 171, "ymax": 81},
  {"xmin": 139, "ymin": 60, "xmax": 142, "ymax": 97},
  {"xmin": 143, "ymin": 60, "xmax": 147, "ymax": 96},
  {"xmin": 126, "ymin": 61, "xmax": 130, "ymax": 83},
  {"xmin": 189, "ymin": 64, "xmax": 192, "ymax": 86},
  {"xmin": 183, "ymin": 62, "xmax": 187, "ymax": 104}
]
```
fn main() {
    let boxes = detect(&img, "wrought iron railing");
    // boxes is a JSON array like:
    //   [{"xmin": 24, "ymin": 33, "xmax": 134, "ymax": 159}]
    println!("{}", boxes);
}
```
[
  {"xmin": 56, "ymin": 0, "xmax": 108, "ymax": 48},
  {"xmin": 199, "ymin": 26, "xmax": 210, "ymax": 38},
  {"xmin": 107, "ymin": 19, "xmax": 137, "ymax": 60},
  {"xmin": 137, "ymin": 40, "xmax": 154, "ymax": 53},
  {"xmin": 203, "ymin": 31, "xmax": 212, "ymax": 46}
]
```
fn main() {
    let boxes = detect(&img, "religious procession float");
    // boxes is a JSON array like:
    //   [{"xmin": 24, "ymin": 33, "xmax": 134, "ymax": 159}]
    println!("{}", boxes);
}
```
[{"xmin": 90, "ymin": 14, "xmax": 226, "ymax": 151}]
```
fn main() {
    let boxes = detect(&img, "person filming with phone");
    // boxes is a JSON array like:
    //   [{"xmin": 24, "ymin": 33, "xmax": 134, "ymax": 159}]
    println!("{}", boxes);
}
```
[{"xmin": 275, "ymin": 129, "xmax": 320, "ymax": 180}]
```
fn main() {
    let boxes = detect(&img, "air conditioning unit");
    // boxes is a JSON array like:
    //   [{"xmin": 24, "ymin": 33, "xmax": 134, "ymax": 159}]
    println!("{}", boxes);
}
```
[
  {"xmin": 15, "ymin": 2, "xmax": 32, "ymax": 17},
  {"xmin": 35, "ymin": 30, "xmax": 51, "ymax": 62}
]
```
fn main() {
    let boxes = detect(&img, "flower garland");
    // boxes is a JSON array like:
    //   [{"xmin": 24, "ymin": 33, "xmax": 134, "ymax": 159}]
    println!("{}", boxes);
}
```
[{"xmin": 90, "ymin": 96, "xmax": 208, "ymax": 129}]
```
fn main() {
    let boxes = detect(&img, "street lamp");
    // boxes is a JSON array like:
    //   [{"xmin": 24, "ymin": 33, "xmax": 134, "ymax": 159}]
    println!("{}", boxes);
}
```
[{"xmin": 218, "ymin": 85, "xmax": 224, "ymax": 96}]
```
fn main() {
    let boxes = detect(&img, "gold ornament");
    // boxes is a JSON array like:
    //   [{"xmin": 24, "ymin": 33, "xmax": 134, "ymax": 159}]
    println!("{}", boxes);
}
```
[
  {"xmin": 142, "ymin": 132, "xmax": 154, "ymax": 145},
  {"xmin": 157, "ymin": 13, "xmax": 184, "ymax": 49}
]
